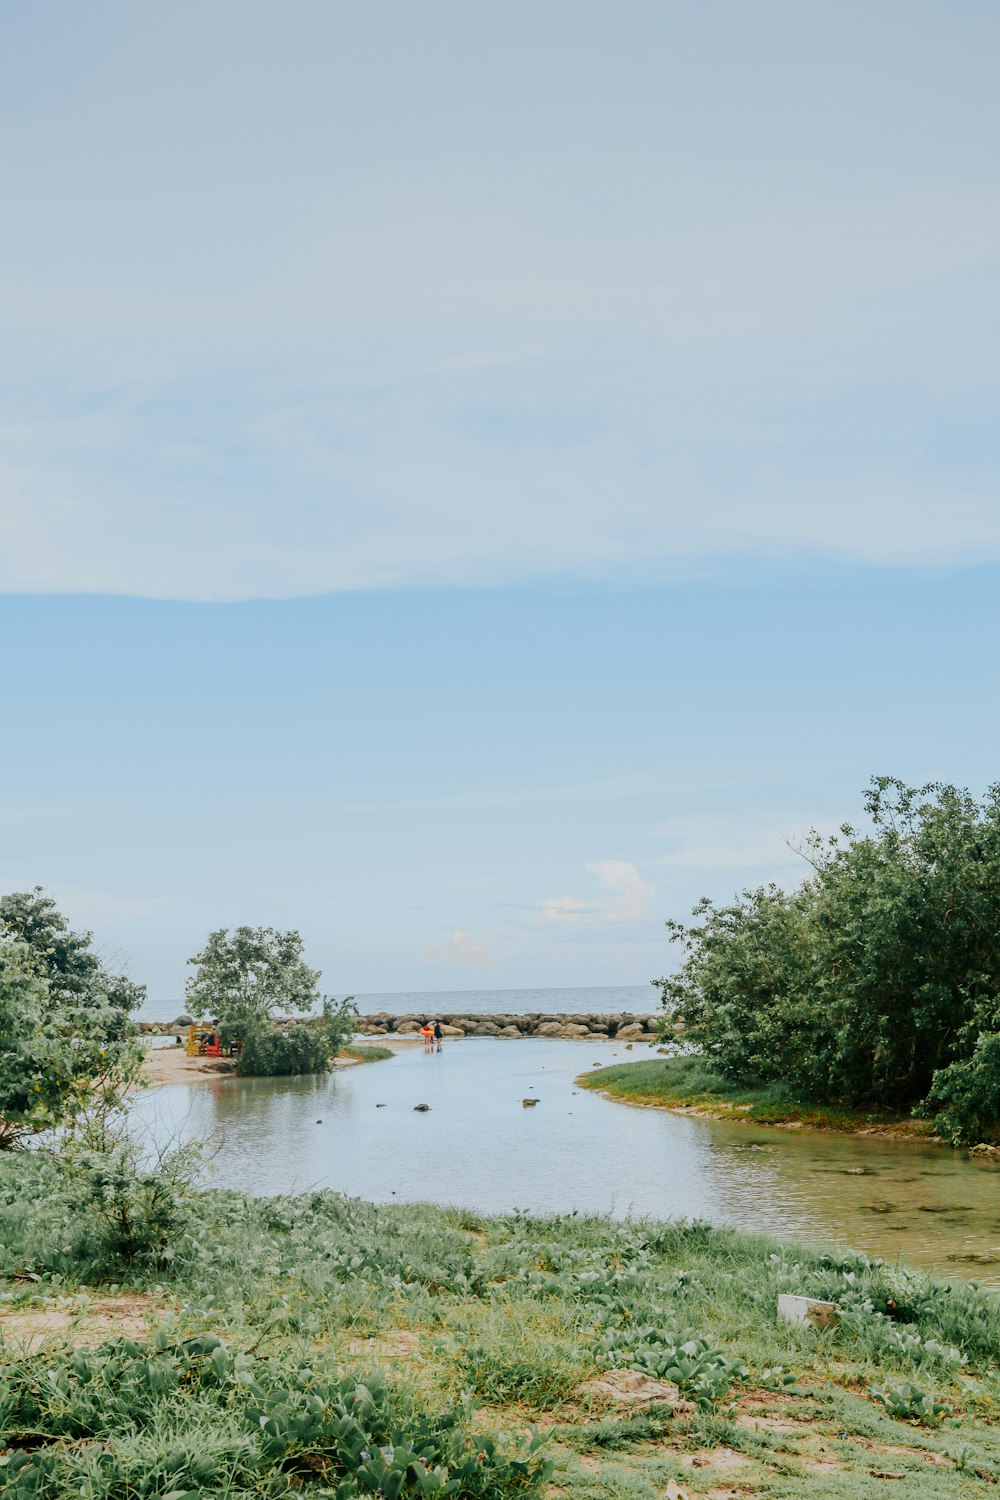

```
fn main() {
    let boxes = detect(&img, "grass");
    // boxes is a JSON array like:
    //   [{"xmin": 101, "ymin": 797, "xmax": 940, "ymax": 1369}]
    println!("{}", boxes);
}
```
[
  {"xmin": 579, "ymin": 1054, "xmax": 936, "ymax": 1135},
  {"xmin": 3, "ymin": 1152, "xmax": 1000, "ymax": 1496},
  {"xmin": 339, "ymin": 1044, "xmax": 394, "ymax": 1064}
]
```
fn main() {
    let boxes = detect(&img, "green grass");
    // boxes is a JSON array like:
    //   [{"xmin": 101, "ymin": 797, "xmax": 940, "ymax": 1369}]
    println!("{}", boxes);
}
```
[
  {"xmin": 579, "ymin": 1055, "xmax": 933, "ymax": 1134},
  {"xmin": 3, "ymin": 1153, "xmax": 1000, "ymax": 1497},
  {"xmin": 339, "ymin": 1043, "xmax": 394, "ymax": 1063}
]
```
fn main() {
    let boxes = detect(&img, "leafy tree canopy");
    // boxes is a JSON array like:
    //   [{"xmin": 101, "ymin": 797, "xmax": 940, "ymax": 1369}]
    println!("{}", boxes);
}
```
[
  {"xmin": 0, "ymin": 886, "xmax": 145, "ymax": 1022},
  {"xmin": 0, "ymin": 939, "xmax": 142, "ymax": 1150},
  {"xmin": 658, "ymin": 777, "xmax": 1000, "ymax": 1145},
  {"xmin": 185, "ymin": 926, "xmax": 322, "ymax": 1029}
]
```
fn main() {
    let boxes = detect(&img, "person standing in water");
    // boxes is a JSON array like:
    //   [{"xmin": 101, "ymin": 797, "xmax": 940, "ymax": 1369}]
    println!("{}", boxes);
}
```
[
  {"xmin": 433, "ymin": 1019, "xmax": 444, "ymax": 1052},
  {"xmin": 420, "ymin": 1021, "xmax": 434, "ymax": 1053}
]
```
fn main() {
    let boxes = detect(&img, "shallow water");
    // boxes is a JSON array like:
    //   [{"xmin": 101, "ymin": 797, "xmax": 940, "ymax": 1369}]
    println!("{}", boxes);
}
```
[{"xmin": 131, "ymin": 1038, "xmax": 1000, "ymax": 1282}]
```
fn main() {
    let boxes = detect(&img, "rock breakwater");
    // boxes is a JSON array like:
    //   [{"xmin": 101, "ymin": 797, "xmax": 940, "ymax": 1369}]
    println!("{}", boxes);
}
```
[{"xmin": 356, "ymin": 1011, "xmax": 663, "ymax": 1041}]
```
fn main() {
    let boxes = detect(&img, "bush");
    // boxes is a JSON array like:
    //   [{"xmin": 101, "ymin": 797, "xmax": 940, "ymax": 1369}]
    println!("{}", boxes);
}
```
[
  {"xmin": 916, "ymin": 1033, "xmax": 1000, "ymax": 1145},
  {"xmin": 235, "ymin": 1023, "xmax": 331, "ymax": 1077},
  {"xmin": 659, "ymin": 777, "xmax": 1000, "ymax": 1138}
]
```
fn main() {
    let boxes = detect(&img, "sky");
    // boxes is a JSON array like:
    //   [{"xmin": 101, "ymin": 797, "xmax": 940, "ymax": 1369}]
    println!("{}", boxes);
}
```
[{"xmin": 1, "ymin": 3, "xmax": 999, "ymax": 1002}]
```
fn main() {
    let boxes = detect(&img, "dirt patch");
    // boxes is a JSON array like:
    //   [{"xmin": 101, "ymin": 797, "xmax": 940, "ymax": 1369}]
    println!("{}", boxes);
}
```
[
  {"xmin": 733, "ymin": 1392, "xmax": 806, "ymax": 1434},
  {"xmin": 0, "ymin": 1294, "xmax": 160, "ymax": 1352},
  {"xmin": 682, "ymin": 1447, "xmax": 747, "ymax": 1472}
]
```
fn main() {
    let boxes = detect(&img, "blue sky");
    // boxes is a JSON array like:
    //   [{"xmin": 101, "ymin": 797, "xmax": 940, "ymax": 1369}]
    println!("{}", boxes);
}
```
[{"xmin": 2, "ymin": 3, "xmax": 999, "ymax": 999}]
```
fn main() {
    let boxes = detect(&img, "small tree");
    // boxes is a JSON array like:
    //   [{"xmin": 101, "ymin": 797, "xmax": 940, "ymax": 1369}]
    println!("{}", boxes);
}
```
[{"xmin": 185, "ymin": 926, "xmax": 322, "ymax": 1027}]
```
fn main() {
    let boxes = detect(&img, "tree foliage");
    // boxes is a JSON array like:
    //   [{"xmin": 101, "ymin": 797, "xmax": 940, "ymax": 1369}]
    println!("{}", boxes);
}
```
[
  {"xmin": 657, "ymin": 777, "xmax": 1000, "ymax": 1144},
  {"xmin": 0, "ymin": 934, "xmax": 142, "ymax": 1150},
  {"xmin": 0, "ymin": 886, "xmax": 145, "ymax": 1029},
  {"xmin": 185, "ymin": 926, "xmax": 321, "ymax": 1028},
  {"xmin": 187, "ymin": 927, "xmax": 356, "ymax": 1076}
]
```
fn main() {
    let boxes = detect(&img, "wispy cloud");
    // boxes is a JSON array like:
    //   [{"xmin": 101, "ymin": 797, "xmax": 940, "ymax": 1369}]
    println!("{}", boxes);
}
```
[
  {"xmin": 645, "ymin": 814, "xmax": 845, "ymax": 878},
  {"xmin": 539, "ymin": 860, "xmax": 653, "ymax": 925},
  {"xmin": 423, "ymin": 929, "xmax": 496, "ymax": 966}
]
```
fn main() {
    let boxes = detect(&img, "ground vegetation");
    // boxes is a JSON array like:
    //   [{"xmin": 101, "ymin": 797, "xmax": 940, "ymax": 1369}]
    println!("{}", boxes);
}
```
[{"xmin": 2, "ymin": 1153, "xmax": 1000, "ymax": 1497}]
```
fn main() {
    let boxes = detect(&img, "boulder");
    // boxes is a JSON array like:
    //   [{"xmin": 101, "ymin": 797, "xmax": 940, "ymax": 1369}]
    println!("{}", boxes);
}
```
[
  {"xmin": 395, "ymin": 1020, "xmax": 422, "ymax": 1034},
  {"xmin": 441, "ymin": 1024, "xmax": 465, "ymax": 1037},
  {"xmin": 173, "ymin": 1014, "xmax": 194, "ymax": 1027},
  {"xmin": 498, "ymin": 1025, "xmax": 522, "ymax": 1037},
  {"xmin": 536, "ymin": 1021, "xmax": 563, "ymax": 1037},
  {"xmin": 558, "ymin": 1023, "xmax": 591, "ymax": 1038},
  {"xmin": 472, "ymin": 1021, "xmax": 501, "ymax": 1036},
  {"xmin": 616, "ymin": 1023, "xmax": 645, "ymax": 1041}
]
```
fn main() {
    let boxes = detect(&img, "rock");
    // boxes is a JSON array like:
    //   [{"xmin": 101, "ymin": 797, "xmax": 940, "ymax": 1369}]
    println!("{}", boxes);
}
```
[
  {"xmin": 441, "ymin": 1024, "xmax": 464, "ymax": 1037},
  {"xmin": 395, "ymin": 1021, "xmax": 422, "ymax": 1034},
  {"xmin": 558, "ymin": 1023, "xmax": 591, "ymax": 1038},
  {"xmin": 376, "ymin": 1103, "xmax": 386, "ymax": 1108},
  {"xmin": 173, "ymin": 1014, "xmax": 194, "ymax": 1027},
  {"xmin": 413, "ymin": 1104, "xmax": 431, "ymax": 1112},
  {"xmin": 522, "ymin": 1097, "xmax": 539, "ymax": 1107},
  {"xmin": 536, "ymin": 1021, "xmax": 563, "ymax": 1037},
  {"xmin": 498, "ymin": 1026, "xmax": 522, "ymax": 1037},
  {"xmin": 616, "ymin": 1023, "xmax": 645, "ymax": 1041},
  {"xmin": 472, "ymin": 1021, "xmax": 500, "ymax": 1036}
]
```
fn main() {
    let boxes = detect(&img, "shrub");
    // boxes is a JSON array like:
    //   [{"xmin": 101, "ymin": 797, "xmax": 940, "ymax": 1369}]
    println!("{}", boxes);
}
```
[
  {"xmin": 60, "ymin": 1128, "xmax": 203, "ymax": 1272},
  {"xmin": 235, "ymin": 1023, "xmax": 331, "ymax": 1077},
  {"xmin": 916, "ymin": 1033, "xmax": 1000, "ymax": 1145}
]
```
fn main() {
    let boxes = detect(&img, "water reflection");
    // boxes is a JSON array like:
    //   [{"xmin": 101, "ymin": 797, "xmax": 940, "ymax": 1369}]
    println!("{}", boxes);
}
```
[{"xmin": 130, "ymin": 1038, "xmax": 1000, "ymax": 1282}]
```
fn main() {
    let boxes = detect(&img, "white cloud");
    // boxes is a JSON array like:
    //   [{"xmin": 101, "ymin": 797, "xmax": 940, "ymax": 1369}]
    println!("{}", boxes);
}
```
[
  {"xmin": 539, "ymin": 860, "xmax": 653, "ymax": 925},
  {"xmin": 423, "ymin": 929, "xmax": 496, "ymax": 966}
]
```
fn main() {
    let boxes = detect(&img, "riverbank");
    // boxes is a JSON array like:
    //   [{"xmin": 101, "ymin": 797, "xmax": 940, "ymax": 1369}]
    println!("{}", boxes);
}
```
[
  {"xmin": 1, "ymin": 1155, "xmax": 998, "ymax": 1499},
  {"xmin": 579, "ymin": 1055, "xmax": 939, "ymax": 1139}
]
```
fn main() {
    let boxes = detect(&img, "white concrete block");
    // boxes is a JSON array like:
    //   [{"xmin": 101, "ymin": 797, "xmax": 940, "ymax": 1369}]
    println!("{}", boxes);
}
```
[{"xmin": 777, "ymin": 1294, "xmax": 839, "ymax": 1328}]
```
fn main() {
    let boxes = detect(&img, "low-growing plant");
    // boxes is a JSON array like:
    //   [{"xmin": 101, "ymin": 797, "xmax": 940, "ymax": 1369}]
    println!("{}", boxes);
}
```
[
  {"xmin": 601, "ymin": 1327, "xmax": 749, "ymax": 1411},
  {"xmin": 871, "ymin": 1380, "xmax": 953, "ymax": 1424},
  {"xmin": 0, "ymin": 1333, "xmax": 553, "ymax": 1498}
]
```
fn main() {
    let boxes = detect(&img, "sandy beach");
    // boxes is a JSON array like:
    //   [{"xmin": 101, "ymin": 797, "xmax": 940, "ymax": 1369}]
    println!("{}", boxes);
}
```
[{"xmin": 140, "ymin": 1033, "xmax": 421, "ymax": 1086}]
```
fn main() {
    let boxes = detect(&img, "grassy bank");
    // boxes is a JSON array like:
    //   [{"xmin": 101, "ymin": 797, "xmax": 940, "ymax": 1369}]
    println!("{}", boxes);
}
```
[
  {"xmin": 3, "ymin": 1158, "xmax": 1000, "ymax": 1496},
  {"xmin": 579, "ymin": 1055, "xmax": 936, "ymax": 1137},
  {"xmin": 340, "ymin": 1044, "xmax": 394, "ymax": 1064}
]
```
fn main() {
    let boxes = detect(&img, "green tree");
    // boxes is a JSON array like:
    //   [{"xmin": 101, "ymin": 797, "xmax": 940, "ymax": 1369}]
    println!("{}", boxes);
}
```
[
  {"xmin": 658, "ymin": 777, "xmax": 1000, "ymax": 1142},
  {"xmin": 185, "ymin": 926, "xmax": 322, "ymax": 1027},
  {"xmin": 0, "ymin": 886, "xmax": 145, "ymax": 1031},
  {"xmin": 0, "ymin": 940, "xmax": 142, "ymax": 1150}
]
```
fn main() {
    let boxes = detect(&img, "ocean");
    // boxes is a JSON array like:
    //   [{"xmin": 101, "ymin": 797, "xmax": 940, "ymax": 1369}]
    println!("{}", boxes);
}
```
[{"xmin": 138, "ymin": 983, "xmax": 656, "ymax": 1024}]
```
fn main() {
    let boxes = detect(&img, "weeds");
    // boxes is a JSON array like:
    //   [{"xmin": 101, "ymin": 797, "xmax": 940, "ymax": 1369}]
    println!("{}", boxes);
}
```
[{"xmin": 4, "ymin": 1151, "xmax": 1000, "ymax": 1496}]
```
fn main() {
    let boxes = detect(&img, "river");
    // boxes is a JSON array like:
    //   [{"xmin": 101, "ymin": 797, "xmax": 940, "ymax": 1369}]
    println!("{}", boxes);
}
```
[{"xmin": 131, "ymin": 1037, "xmax": 1000, "ymax": 1282}]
